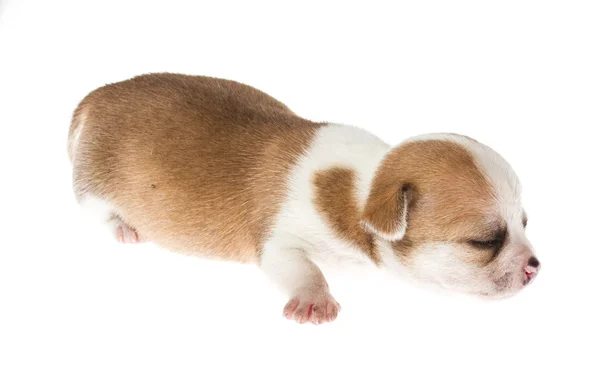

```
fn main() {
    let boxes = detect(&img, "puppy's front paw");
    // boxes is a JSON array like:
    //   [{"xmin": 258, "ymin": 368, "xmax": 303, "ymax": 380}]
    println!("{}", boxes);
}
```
[{"xmin": 283, "ymin": 292, "xmax": 341, "ymax": 325}]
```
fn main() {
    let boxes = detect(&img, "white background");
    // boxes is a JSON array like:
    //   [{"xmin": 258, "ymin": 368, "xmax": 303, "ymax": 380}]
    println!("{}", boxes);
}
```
[{"xmin": 1, "ymin": 1, "xmax": 599, "ymax": 383}]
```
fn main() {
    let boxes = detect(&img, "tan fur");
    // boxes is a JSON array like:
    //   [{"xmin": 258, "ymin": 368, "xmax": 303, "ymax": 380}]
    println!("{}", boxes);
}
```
[
  {"xmin": 67, "ymin": 103, "xmax": 86, "ymax": 162},
  {"xmin": 313, "ymin": 167, "xmax": 381, "ymax": 265},
  {"xmin": 364, "ymin": 140, "xmax": 496, "ymax": 264},
  {"xmin": 69, "ymin": 73, "xmax": 321, "ymax": 262}
]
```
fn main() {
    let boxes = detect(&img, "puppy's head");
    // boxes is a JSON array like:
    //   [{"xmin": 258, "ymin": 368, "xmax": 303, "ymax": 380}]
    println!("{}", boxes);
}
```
[{"xmin": 362, "ymin": 133, "xmax": 539, "ymax": 298}]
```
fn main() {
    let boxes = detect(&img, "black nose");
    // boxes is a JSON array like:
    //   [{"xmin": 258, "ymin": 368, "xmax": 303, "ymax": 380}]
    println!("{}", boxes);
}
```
[{"xmin": 528, "ymin": 256, "xmax": 540, "ymax": 268}]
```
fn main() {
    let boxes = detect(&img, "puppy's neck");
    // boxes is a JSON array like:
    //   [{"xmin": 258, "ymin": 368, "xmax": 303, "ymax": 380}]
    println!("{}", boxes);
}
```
[{"xmin": 375, "ymin": 237, "xmax": 408, "ymax": 273}]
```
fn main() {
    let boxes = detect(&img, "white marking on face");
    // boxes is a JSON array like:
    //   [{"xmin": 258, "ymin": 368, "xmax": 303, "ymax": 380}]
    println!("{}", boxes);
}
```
[
  {"xmin": 399, "ymin": 133, "xmax": 536, "ymax": 297},
  {"xmin": 409, "ymin": 243, "xmax": 483, "ymax": 293},
  {"xmin": 460, "ymin": 137, "xmax": 537, "ymax": 293}
]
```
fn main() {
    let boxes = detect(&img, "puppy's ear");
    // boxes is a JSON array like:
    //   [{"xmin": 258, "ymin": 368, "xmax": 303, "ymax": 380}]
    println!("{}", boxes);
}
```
[{"xmin": 361, "ymin": 183, "xmax": 413, "ymax": 241}]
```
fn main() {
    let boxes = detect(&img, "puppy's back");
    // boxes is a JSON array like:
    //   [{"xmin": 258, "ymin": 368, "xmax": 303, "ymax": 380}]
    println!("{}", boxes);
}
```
[{"xmin": 70, "ymin": 73, "xmax": 321, "ymax": 261}]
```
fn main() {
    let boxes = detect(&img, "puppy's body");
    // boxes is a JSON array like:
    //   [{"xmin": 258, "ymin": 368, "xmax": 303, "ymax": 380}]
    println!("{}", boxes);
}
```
[
  {"xmin": 70, "ymin": 74, "xmax": 320, "ymax": 261},
  {"xmin": 69, "ymin": 73, "xmax": 540, "ymax": 324}
]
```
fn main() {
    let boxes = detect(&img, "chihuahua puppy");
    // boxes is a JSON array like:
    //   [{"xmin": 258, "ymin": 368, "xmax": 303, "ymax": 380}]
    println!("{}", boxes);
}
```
[{"xmin": 68, "ymin": 73, "xmax": 540, "ymax": 324}]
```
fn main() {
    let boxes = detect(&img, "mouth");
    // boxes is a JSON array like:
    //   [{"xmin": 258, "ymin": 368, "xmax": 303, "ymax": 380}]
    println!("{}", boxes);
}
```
[
  {"xmin": 524, "ymin": 271, "xmax": 535, "ymax": 285},
  {"xmin": 523, "ymin": 262, "xmax": 540, "ymax": 286},
  {"xmin": 479, "ymin": 269, "xmax": 540, "ymax": 299}
]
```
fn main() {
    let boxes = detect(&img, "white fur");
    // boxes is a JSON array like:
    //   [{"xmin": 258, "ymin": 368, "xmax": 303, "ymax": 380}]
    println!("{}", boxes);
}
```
[
  {"xmin": 261, "ymin": 129, "xmax": 530, "ymax": 299},
  {"xmin": 260, "ymin": 127, "xmax": 516, "ymax": 295},
  {"xmin": 401, "ymin": 132, "xmax": 532, "ymax": 295},
  {"xmin": 260, "ymin": 244, "xmax": 324, "ymax": 296},
  {"xmin": 79, "ymin": 195, "xmax": 114, "ymax": 223},
  {"xmin": 361, "ymin": 221, "xmax": 404, "ymax": 242},
  {"xmin": 260, "ymin": 124, "xmax": 393, "ymax": 294},
  {"xmin": 408, "ymin": 242, "xmax": 482, "ymax": 294},
  {"xmin": 79, "ymin": 195, "xmax": 124, "ymax": 241}
]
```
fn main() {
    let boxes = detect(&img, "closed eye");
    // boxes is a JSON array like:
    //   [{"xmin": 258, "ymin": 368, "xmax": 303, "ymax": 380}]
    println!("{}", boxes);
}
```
[
  {"xmin": 468, "ymin": 239, "xmax": 503, "ymax": 249},
  {"xmin": 467, "ymin": 228, "xmax": 507, "ymax": 263}
]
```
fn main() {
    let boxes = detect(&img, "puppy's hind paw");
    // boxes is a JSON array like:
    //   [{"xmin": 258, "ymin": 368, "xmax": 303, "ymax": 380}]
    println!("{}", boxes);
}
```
[{"xmin": 114, "ymin": 221, "xmax": 143, "ymax": 244}]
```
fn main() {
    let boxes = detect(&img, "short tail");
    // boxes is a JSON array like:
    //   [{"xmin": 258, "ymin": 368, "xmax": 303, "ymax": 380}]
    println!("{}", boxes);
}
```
[{"xmin": 67, "ymin": 104, "xmax": 86, "ymax": 163}]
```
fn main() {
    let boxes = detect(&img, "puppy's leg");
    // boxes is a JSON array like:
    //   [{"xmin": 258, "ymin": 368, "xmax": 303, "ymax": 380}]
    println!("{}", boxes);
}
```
[
  {"xmin": 109, "ymin": 215, "xmax": 143, "ymax": 244},
  {"xmin": 261, "ymin": 242, "xmax": 341, "ymax": 324},
  {"xmin": 79, "ymin": 196, "xmax": 144, "ymax": 244}
]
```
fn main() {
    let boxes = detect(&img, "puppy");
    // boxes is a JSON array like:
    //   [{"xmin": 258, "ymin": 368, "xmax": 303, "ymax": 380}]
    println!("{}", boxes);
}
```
[{"xmin": 68, "ymin": 73, "xmax": 540, "ymax": 324}]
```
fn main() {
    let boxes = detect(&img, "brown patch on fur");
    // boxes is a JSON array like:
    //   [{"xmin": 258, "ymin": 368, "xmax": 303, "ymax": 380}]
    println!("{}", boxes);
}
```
[
  {"xmin": 391, "ymin": 238, "xmax": 416, "ymax": 260},
  {"xmin": 364, "ymin": 140, "xmax": 496, "ymax": 263},
  {"xmin": 313, "ymin": 167, "xmax": 380, "ymax": 265},
  {"xmin": 362, "ymin": 183, "xmax": 412, "ymax": 240},
  {"xmin": 69, "ymin": 73, "xmax": 321, "ymax": 262}
]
